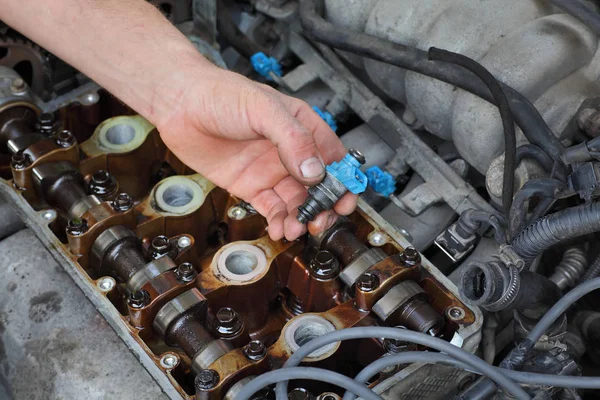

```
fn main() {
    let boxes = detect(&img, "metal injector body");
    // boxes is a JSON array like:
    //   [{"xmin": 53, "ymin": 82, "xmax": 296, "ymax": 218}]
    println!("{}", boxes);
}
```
[{"xmin": 297, "ymin": 149, "xmax": 368, "ymax": 223}]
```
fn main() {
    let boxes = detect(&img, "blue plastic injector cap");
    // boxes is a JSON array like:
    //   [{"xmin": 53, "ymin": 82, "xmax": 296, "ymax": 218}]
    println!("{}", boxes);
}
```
[
  {"xmin": 326, "ymin": 150, "xmax": 368, "ymax": 194},
  {"xmin": 250, "ymin": 52, "xmax": 282, "ymax": 81},
  {"xmin": 365, "ymin": 166, "xmax": 396, "ymax": 197},
  {"xmin": 312, "ymin": 106, "xmax": 338, "ymax": 132}
]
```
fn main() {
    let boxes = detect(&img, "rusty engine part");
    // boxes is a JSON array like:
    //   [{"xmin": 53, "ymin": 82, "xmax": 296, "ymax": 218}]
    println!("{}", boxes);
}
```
[{"xmin": 0, "ymin": 73, "xmax": 481, "ymax": 399}]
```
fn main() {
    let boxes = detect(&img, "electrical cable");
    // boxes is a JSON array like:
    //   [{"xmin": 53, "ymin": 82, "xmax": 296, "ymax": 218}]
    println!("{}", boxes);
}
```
[
  {"xmin": 516, "ymin": 144, "xmax": 554, "ymax": 173},
  {"xmin": 235, "ymin": 366, "xmax": 383, "ymax": 400},
  {"xmin": 520, "ymin": 276, "xmax": 600, "ymax": 354},
  {"xmin": 507, "ymin": 178, "xmax": 566, "ymax": 241},
  {"xmin": 428, "ymin": 47, "xmax": 516, "ymax": 215},
  {"xmin": 343, "ymin": 351, "xmax": 600, "ymax": 400},
  {"xmin": 549, "ymin": 0, "xmax": 600, "ymax": 36},
  {"xmin": 273, "ymin": 327, "xmax": 530, "ymax": 400},
  {"xmin": 298, "ymin": 0, "xmax": 564, "ymax": 162}
]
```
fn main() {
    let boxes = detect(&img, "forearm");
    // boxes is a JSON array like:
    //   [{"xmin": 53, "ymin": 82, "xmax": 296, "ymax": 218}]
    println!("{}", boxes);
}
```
[{"xmin": 0, "ymin": 0, "xmax": 212, "ymax": 124}]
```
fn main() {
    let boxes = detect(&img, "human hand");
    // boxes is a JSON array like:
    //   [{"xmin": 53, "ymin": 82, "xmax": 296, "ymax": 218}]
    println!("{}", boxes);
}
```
[{"xmin": 155, "ymin": 64, "xmax": 358, "ymax": 241}]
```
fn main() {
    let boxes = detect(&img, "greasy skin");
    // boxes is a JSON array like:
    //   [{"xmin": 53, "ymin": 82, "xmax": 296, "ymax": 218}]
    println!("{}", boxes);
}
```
[{"xmin": 0, "ymin": 0, "xmax": 358, "ymax": 240}]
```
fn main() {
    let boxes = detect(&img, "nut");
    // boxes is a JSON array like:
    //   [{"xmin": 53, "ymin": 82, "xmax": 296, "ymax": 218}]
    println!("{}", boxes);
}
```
[
  {"xmin": 309, "ymin": 250, "xmax": 340, "ymax": 280},
  {"xmin": 128, "ymin": 290, "xmax": 150, "ymax": 309},
  {"xmin": 88, "ymin": 170, "xmax": 117, "ymax": 198},
  {"xmin": 195, "ymin": 369, "xmax": 219, "ymax": 391},
  {"xmin": 175, "ymin": 262, "xmax": 196, "ymax": 283},
  {"xmin": 37, "ymin": 112, "xmax": 60, "ymax": 136},
  {"xmin": 55, "ymin": 130, "xmax": 76, "ymax": 148},
  {"xmin": 244, "ymin": 340, "xmax": 266, "ymax": 361},
  {"xmin": 151, "ymin": 235, "xmax": 172, "ymax": 259},
  {"xmin": 66, "ymin": 218, "xmax": 88, "ymax": 236},
  {"xmin": 356, "ymin": 272, "xmax": 379, "ymax": 292},
  {"xmin": 112, "ymin": 193, "xmax": 133, "ymax": 212},
  {"xmin": 215, "ymin": 307, "xmax": 243, "ymax": 338},
  {"xmin": 11, "ymin": 151, "xmax": 31, "ymax": 170},
  {"xmin": 402, "ymin": 247, "xmax": 420, "ymax": 266}
]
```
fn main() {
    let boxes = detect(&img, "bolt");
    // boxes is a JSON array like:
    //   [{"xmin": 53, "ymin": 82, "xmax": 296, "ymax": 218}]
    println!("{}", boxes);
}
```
[
  {"xmin": 195, "ymin": 369, "xmax": 219, "ymax": 391},
  {"xmin": 112, "ymin": 192, "xmax": 133, "ymax": 212},
  {"xmin": 288, "ymin": 388, "xmax": 314, "ymax": 400},
  {"xmin": 10, "ymin": 77, "xmax": 26, "ymax": 94},
  {"xmin": 10, "ymin": 151, "xmax": 31, "ymax": 170},
  {"xmin": 88, "ymin": 170, "xmax": 118, "ymax": 198},
  {"xmin": 447, "ymin": 307, "xmax": 465, "ymax": 321},
  {"xmin": 177, "ymin": 236, "xmax": 191, "ymax": 248},
  {"xmin": 159, "ymin": 353, "xmax": 179, "ymax": 369},
  {"xmin": 97, "ymin": 276, "xmax": 116, "ymax": 292},
  {"xmin": 128, "ymin": 290, "xmax": 150, "ymax": 309},
  {"xmin": 55, "ymin": 130, "xmax": 76, "ymax": 148},
  {"xmin": 175, "ymin": 262, "xmax": 196, "ymax": 283},
  {"xmin": 66, "ymin": 218, "xmax": 88, "ymax": 236},
  {"xmin": 368, "ymin": 231, "xmax": 387, "ymax": 247},
  {"xmin": 356, "ymin": 272, "xmax": 379, "ymax": 292},
  {"xmin": 151, "ymin": 235, "xmax": 172, "ymax": 259},
  {"xmin": 309, "ymin": 250, "xmax": 340, "ymax": 280},
  {"xmin": 348, "ymin": 148, "xmax": 366, "ymax": 165},
  {"xmin": 228, "ymin": 205, "xmax": 247, "ymax": 220},
  {"xmin": 402, "ymin": 247, "xmax": 420, "ymax": 266},
  {"xmin": 37, "ymin": 112, "xmax": 60, "ymax": 136},
  {"xmin": 215, "ymin": 307, "xmax": 243, "ymax": 338},
  {"xmin": 244, "ymin": 340, "xmax": 267, "ymax": 361}
]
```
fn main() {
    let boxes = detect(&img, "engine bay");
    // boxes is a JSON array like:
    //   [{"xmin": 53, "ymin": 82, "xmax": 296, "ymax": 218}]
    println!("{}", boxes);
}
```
[{"xmin": 2, "ymin": 0, "xmax": 600, "ymax": 399}]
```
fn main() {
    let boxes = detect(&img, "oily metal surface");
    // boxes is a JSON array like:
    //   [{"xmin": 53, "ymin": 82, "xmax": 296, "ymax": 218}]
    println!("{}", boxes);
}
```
[
  {"xmin": 0, "ymin": 182, "xmax": 183, "ymax": 400},
  {"xmin": 0, "ymin": 226, "xmax": 168, "ymax": 400}
]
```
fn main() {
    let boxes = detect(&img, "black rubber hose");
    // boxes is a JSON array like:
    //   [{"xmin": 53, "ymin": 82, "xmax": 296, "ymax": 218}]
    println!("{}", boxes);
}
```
[
  {"xmin": 217, "ymin": 0, "xmax": 265, "ymax": 59},
  {"xmin": 508, "ymin": 178, "xmax": 566, "ymax": 241},
  {"xmin": 298, "ymin": 0, "xmax": 564, "ymax": 162},
  {"xmin": 511, "ymin": 202, "xmax": 600, "ymax": 267},
  {"xmin": 516, "ymin": 144, "xmax": 554, "ymax": 172},
  {"xmin": 428, "ymin": 47, "xmax": 516, "ymax": 215},
  {"xmin": 549, "ymin": 0, "xmax": 600, "ymax": 36}
]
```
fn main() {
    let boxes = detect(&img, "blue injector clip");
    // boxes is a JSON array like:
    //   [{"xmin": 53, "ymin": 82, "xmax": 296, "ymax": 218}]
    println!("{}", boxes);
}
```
[
  {"xmin": 326, "ymin": 150, "xmax": 368, "ymax": 194},
  {"xmin": 312, "ymin": 106, "xmax": 338, "ymax": 132},
  {"xmin": 365, "ymin": 166, "xmax": 396, "ymax": 197},
  {"xmin": 250, "ymin": 52, "xmax": 282, "ymax": 81}
]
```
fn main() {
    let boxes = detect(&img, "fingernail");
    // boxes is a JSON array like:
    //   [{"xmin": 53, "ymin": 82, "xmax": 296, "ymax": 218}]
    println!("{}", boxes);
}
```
[{"xmin": 300, "ymin": 157, "xmax": 324, "ymax": 179}]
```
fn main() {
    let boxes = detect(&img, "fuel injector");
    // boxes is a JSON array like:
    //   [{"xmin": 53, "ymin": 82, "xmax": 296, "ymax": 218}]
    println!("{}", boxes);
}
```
[{"xmin": 297, "ymin": 149, "xmax": 368, "ymax": 223}]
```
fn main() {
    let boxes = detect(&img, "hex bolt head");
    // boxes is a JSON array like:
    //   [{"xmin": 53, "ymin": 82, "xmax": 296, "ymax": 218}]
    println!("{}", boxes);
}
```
[
  {"xmin": 128, "ymin": 290, "xmax": 150, "ymax": 309},
  {"xmin": 309, "ymin": 250, "xmax": 340, "ymax": 280},
  {"xmin": 66, "ymin": 217, "xmax": 88, "ymax": 236},
  {"xmin": 195, "ymin": 369, "xmax": 219, "ymax": 391},
  {"xmin": 356, "ymin": 272, "xmax": 379, "ymax": 292},
  {"xmin": 150, "ymin": 235, "xmax": 172, "ymax": 259},
  {"xmin": 55, "ymin": 130, "xmax": 76, "ymax": 148},
  {"xmin": 244, "ymin": 339, "xmax": 267, "ymax": 361},
  {"xmin": 402, "ymin": 247, "xmax": 421, "ymax": 266},
  {"xmin": 112, "ymin": 192, "xmax": 133, "ymax": 212},
  {"xmin": 10, "ymin": 151, "xmax": 31, "ymax": 170},
  {"xmin": 89, "ymin": 170, "xmax": 117, "ymax": 197},
  {"xmin": 215, "ymin": 307, "xmax": 243, "ymax": 338},
  {"xmin": 348, "ymin": 148, "xmax": 366, "ymax": 165},
  {"xmin": 175, "ymin": 262, "xmax": 196, "ymax": 283},
  {"xmin": 37, "ymin": 112, "xmax": 60, "ymax": 136},
  {"xmin": 10, "ymin": 77, "xmax": 26, "ymax": 94}
]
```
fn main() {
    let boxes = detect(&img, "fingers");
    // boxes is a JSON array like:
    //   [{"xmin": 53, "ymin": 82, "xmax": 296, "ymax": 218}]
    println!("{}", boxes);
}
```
[
  {"xmin": 250, "ymin": 189, "xmax": 287, "ymax": 241},
  {"xmin": 247, "ymin": 91, "xmax": 327, "ymax": 187},
  {"xmin": 308, "ymin": 210, "xmax": 339, "ymax": 236},
  {"xmin": 333, "ymin": 192, "xmax": 358, "ymax": 216},
  {"xmin": 273, "ymin": 176, "xmax": 308, "ymax": 240}
]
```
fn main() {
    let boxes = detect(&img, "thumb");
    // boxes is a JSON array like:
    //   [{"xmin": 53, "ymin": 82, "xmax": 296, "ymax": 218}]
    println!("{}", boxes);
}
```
[{"xmin": 249, "ymin": 92, "xmax": 326, "ymax": 186}]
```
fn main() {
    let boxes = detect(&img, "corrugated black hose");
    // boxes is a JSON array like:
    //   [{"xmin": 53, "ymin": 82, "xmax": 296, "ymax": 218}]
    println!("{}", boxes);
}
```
[
  {"xmin": 511, "ymin": 202, "xmax": 600, "ymax": 267},
  {"xmin": 428, "ymin": 47, "xmax": 516, "ymax": 215},
  {"xmin": 298, "ymin": 0, "xmax": 564, "ymax": 163}
]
